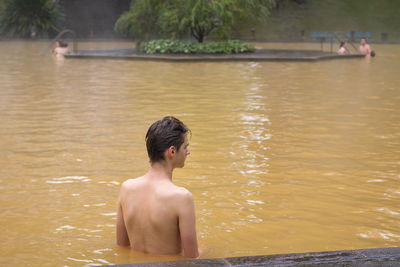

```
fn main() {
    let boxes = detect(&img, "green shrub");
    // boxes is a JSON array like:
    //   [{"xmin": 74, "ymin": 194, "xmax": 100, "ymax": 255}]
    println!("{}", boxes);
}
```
[{"xmin": 141, "ymin": 39, "xmax": 255, "ymax": 54}]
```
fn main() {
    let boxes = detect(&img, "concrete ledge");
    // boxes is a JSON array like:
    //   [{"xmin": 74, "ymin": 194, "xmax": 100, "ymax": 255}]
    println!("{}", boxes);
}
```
[
  {"xmin": 65, "ymin": 49, "xmax": 365, "ymax": 62},
  {"xmin": 105, "ymin": 247, "xmax": 400, "ymax": 266}
]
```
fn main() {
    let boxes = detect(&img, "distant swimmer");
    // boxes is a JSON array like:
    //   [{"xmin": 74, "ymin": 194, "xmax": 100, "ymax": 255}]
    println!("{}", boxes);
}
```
[
  {"xmin": 359, "ymin": 38, "xmax": 372, "ymax": 55},
  {"xmin": 116, "ymin": 116, "xmax": 199, "ymax": 259},
  {"xmin": 338, "ymin": 41, "xmax": 348, "ymax": 55},
  {"xmin": 53, "ymin": 40, "xmax": 69, "ymax": 57}
]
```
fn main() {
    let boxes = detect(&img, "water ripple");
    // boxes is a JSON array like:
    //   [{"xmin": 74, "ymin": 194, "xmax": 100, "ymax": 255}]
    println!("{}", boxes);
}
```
[{"xmin": 46, "ymin": 176, "xmax": 91, "ymax": 184}]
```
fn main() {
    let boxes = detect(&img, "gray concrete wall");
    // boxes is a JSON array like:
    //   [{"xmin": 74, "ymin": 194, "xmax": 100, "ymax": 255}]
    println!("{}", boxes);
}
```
[{"xmin": 106, "ymin": 247, "xmax": 400, "ymax": 266}]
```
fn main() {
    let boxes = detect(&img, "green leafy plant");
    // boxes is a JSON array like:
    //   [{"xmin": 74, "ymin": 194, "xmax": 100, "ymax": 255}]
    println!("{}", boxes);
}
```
[
  {"xmin": 0, "ymin": 0, "xmax": 63, "ymax": 38},
  {"xmin": 141, "ymin": 39, "xmax": 255, "ymax": 54}
]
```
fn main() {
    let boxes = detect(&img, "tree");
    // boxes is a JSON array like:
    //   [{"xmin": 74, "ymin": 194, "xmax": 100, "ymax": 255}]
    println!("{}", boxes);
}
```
[
  {"xmin": 114, "ymin": 0, "xmax": 162, "ymax": 41},
  {"xmin": 0, "ymin": 0, "xmax": 63, "ymax": 38},
  {"xmin": 115, "ymin": 0, "xmax": 275, "ymax": 42},
  {"xmin": 177, "ymin": 0, "xmax": 275, "ymax": 42}
]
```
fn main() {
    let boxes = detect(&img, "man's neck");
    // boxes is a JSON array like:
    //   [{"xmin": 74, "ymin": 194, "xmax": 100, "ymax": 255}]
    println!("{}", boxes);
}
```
[{"xmin": 148, "ymin": 161, "xmax": 174, "ymax": 181}]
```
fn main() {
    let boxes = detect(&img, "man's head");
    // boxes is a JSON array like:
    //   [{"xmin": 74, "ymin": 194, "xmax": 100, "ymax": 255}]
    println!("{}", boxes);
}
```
[
  {"xmin": 360, "ymin": 38, "xmax": 367, "ymax": 45},
  {"xmin": 59, "ymin": 40, "xmax": 68, "ymax": 47},
  {"xmin": 340, "ymin": 41, "xmax": 346, "ymax": 48},
  {"xmin": 146, "ymin": 116, "xmax": 190, "ymax": 166}
]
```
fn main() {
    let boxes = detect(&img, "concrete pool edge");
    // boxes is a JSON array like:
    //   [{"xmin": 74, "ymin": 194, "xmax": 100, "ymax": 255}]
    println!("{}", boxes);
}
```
[
  {"xmin": 105, "ymin": 247, "xmax": 400, "ymax": 266},
  {"xmin": 65, "ymin": 50, "xmax": 365, "ymax": 62}
]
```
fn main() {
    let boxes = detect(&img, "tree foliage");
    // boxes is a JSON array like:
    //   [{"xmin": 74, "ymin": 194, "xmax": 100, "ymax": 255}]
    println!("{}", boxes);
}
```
[
  {"xmin": 115, "ymin": 0, "xmax": 161, "ymax": 41},
  {"xmin": 115, "ymin": 0, "xmax": 275, "ymax": 42},
  {"xmin": 0, "ymin": 0, "xmax": 63, "ymax": 38}
]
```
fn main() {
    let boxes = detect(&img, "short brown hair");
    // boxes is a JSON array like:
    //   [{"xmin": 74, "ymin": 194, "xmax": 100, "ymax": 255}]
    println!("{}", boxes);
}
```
[{"xmin": 145, "ymin": 116, "xmax": 190, "ymax": 163}]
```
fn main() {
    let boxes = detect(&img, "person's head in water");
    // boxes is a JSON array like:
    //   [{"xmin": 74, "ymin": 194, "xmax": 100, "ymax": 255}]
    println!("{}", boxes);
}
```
[
  {"xmin": 59, "ymin": 40, "xmax": 68, "ymax": 48},
  {"xmin": 360, "ymin": 38, "xmax": 367, "ymax": 46},
  {"xmin": 370, "ymin": 50, "xmax": 376, "ymax": 57},
  {"xmin": 146, "ymin": 116, "xmax": 190, "ymax": 166}
]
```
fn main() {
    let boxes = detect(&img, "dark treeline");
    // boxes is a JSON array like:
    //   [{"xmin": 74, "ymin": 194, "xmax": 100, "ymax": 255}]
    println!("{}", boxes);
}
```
[
  {"xmin": 0, "ymin": 0, "xmax": 308, "ymax": 39},
  {"xmin": 58, "ymin": 0, "xmax": 130, "ymax": 38}
]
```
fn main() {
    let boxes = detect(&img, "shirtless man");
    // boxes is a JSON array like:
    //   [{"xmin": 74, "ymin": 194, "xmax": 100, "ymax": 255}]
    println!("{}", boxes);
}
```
[
  {"xmin": 359, "ymin": 38, "xmax": 371, "ymax": 55},
  {"xmin": 53, "ymin": 40, "xmax": 69, "ymax": 57},
  {"xmin": 116, "ymin": 116, "xmax": 199, "ymax": 258}
]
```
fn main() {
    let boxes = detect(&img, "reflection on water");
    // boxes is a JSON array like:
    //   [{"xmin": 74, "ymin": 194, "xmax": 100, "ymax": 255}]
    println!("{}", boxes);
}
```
[{"xmin": 0, "ymin": 41, "xmax": 400, "ymax": 266}]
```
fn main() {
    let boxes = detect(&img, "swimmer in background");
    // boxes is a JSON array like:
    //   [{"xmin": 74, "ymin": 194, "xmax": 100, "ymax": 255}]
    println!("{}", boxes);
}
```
[
  {"xmin": 116, "ymin": 116, "xmax": 199, "ymax": 259},
  {"xmin": 359, "ymin": 38, "xmax": 371, "ymax": 55},
  {"xmin": 338, "ymin": 41, "xmax": 348, "ymax": 55},
  {"xmin": 53, "ymin": 40, "xmax": 69, "ymax": 57}
]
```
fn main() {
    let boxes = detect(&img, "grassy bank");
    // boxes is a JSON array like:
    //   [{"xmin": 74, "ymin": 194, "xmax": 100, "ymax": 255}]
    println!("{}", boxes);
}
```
[{"xmin": 233, "ymin": 0, "xmax": 400, "ymax": 42}]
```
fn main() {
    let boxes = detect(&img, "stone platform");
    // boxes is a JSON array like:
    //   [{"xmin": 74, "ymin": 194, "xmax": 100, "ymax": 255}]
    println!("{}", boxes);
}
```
[
  {"xmin": 106, "ymin": 247, "xmax": 400, "ymax": 266},
  {"xmin": 65, "ymin": 48, "xmax": 365, "ymax": 62}
]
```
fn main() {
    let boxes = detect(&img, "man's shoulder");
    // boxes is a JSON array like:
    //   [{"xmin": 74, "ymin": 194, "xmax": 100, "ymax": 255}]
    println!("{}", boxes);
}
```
[
  {"xmin": 120, "ymin": 176, "xmax": 145, "ymax": 190},
  {"xmin": 158, "ymin": 183, "xmax": 192, "ymax": 201},
  {"xmin": 174, "ymin": 185, "xmax": 192, "ymax": 197},
  {"xmin": 169, "ymin": 185, "xmax": 194, "ymax": 205},
  {"xmin": 165, "ymin": 185, "xmax": 194, "ymax": 214}
]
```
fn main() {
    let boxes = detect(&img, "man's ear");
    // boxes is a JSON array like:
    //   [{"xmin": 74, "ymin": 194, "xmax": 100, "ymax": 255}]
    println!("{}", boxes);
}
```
[{"xmin": 167, "ymin": 146, "xmax": 176, "ymax": 158}]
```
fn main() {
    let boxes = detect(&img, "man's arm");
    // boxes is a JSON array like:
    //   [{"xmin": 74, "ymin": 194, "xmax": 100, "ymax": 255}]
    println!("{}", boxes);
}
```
[
  {"xmin": 116, "ymin": 199, "xmax": 130, "ymax": 247},
  {"xmin": 178, "ymin": 191, "xmax": 199, "ymax": 258}
]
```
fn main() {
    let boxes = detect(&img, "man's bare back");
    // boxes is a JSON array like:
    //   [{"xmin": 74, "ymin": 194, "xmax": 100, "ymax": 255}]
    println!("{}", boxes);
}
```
[
  {"xmin": 117, "ymin": 172, "xmax": 197, "ymax": 255},
  {"xmin": 116, "ymin": 117, "xmax": 199, "ymax": 258}
]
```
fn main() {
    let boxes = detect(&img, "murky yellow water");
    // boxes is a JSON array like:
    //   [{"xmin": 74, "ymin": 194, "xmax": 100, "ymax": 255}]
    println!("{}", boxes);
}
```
[{"xmin": 0, "ymin": 41, "xmax": 399, "ymax": 266}]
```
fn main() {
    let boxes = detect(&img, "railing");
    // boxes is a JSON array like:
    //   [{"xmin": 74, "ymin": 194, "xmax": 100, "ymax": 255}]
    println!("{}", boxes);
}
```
[
  {"xmin": 311, "ymin": 31, "xmax": 371, "ymax": 54},
  {"xmin": 333, "ymin": 32, "xmax": 360, "ymax": 54},
  {"xmin": 41, "ymin": 29, "xmax": 78, "ymax": 55},
  {"xmin": 311, "ymin": 32, "xmax": 335, "ymax": 52}
]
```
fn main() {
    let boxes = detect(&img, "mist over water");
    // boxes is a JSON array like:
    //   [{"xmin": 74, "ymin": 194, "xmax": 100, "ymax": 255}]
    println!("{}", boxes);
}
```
[{"xmin": 0, "ymin": 41, "xmax": 399, "ymax": 266}]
